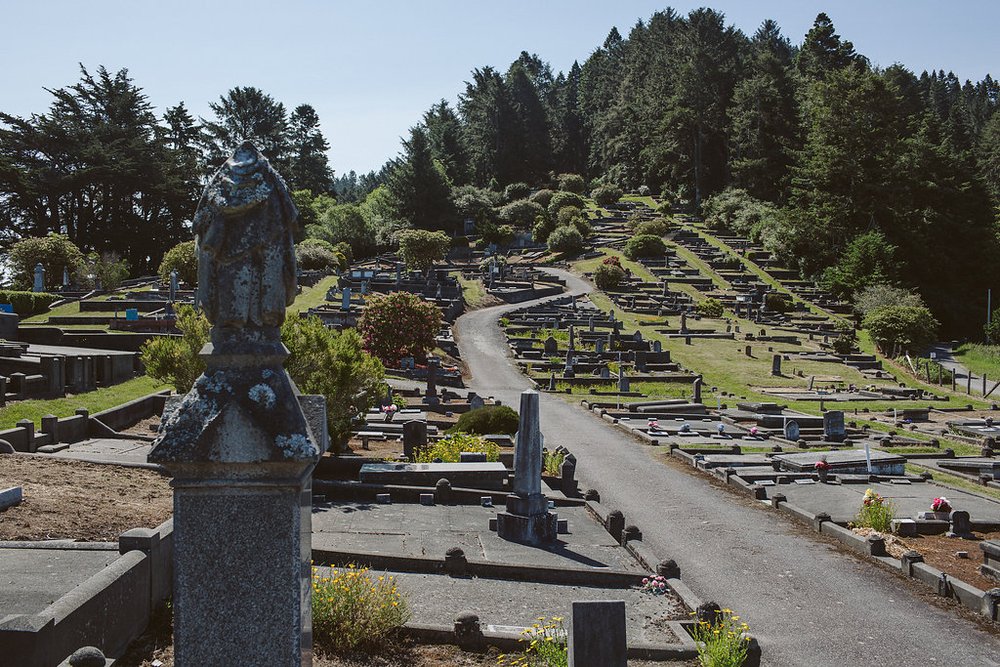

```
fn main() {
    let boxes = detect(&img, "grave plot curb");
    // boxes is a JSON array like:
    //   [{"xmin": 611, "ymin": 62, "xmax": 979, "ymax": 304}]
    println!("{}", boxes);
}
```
[
  {"xmin": 401, "ymin": 620, "xmax": 700, "ymax": 660},
  {"xmin": 756, "ymin": 492, "xmax": 1000, "ymax": 623}
]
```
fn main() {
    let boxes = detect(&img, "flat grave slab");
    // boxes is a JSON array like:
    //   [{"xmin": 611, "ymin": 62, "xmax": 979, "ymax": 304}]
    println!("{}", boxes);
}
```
[
  {"xmin": 758, "ymin": 481, "xmax": 1000, "ymax": 523},
  {"xmin": 0, "ymin": 547, "xmax": 118, "ymax": 617},
  {"xmin": 311, "ymin": 502, "xmax": 644, "ymax": 573},
  {"xmin": 699, "ymin": 454, "xmax": 772, "ymax": 468},
  {"xmin": 49, "ymin": 438, "xmax": 153, "ymax": 466},
  {"xmin": 773, "ymin": 449, "xmax": 905, "ymax": 475},
  {"xmin": 327, "ymin": 569, "xmax": 686, "ymax": 645}
]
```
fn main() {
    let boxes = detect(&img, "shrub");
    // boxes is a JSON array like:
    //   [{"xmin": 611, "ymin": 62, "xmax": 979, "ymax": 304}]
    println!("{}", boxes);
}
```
[
  {"xmin": 503, "ymin": 182, "xmax": 531, "ymax": 203},
  {"xmin": 499, "ymin": 200, "xmax": 546, "ymax": 229},
  {"xmin": 590, "ymin": 184, "xmax": 623, "ymax": 206},
  {"xmin": 450, "ymin": 235, "xmax": 470, "ymax": 249},
  {"xmin": 357, "ymin": 291, "xmax": 441, "ymax": 365},
  {"xmin": 863, "ymin": 305, "xmax": 939, "ymax": 355},
  {"xmin": 397, "ymin": 229, "xmax": 450, "ymax": 273},
  {"xmin": 449, "ymin": 404, "xmax": 519, "ymax": 435},
  {"xmin": 637, "ymin": 185, "xmax": 651, "ymax": 196},
  {"xmin": 498, "ymin": 616, "xmax": 568, "ymax": 666},
  {"xmin": 831, "ymin": 324, "xmax": 859, "ymax": 354},
  {"xmin": 6, "ymin": 233, "xmax": 85, "ymax": 290},
  {"xmin": 415, "ymin": 432, "xmax": 501, "ymax": 462},
  {"xmin": 547, "ymin": 191, "xmax": 585, "ymax": 218},
  {"xmin": 532, "ymin": 217, "xmax": 556, "ymax": 244},
  {"xmin": 143, "ymin": 309, "xmax": 384, "ymax": 448},
  {"xmin": 853, "ymin": 284, "xmax": 926, "ymax": 317},
  {"xmin": 480, "ymin": 222, "xmax": 515, "ymax": 247},
  {"xmin": 697, "ymin": 298, "xmax": 724, "ymax": 318},
  {"xmin": 158, "ymin": 240, "xmax": 198, "ymax": 287},
  {"xmin": 296, "ymin": 240, "xmax": 342, "ymax": 272},
  {"xmin": 593, "ymin": 262, "xmax": 626, "ymax": 291},
  {"xmin": 282, "ymin": 317, "xmax": 386, "ymax": 449},
  {"xmin": 689, "ymin": 609, "xmax": 751, "ymax": 667},
  {"xmin": 557, "ymin": 173, "xmax": 586, "ymax": 193},
  {"xmin": 79, "ymin": 252, "xmax": 130, "ymax": 289},
  {"xmin": 543, "ymin": 449, "xmax": 565, "ymax": 476},
  {"xmin": 853, "ymin": 488, "xmax": 895, "ymax": 533},
  {"xmin": 141, "ymin": 304, "xmax": 210, "ymax": 393},
  {"xmin": 633, "ymin": 218, "xmax": 671, "ymax": 237},
  {"xmin": 0, "ymin": 290, "xmax": 59, "ymax": 316},
  {"xmin": 821, "ymin": 231, "xmax": 901, "ymax": 300},
  {"xmin": 547, "ymin": 226, "xmax": 584, "ymax": 255},
  {"xmin": 623, "ymin": 234, "xmax": 666, "ymax": 260},
  {"xmin": 529, "ymin": 189, "xmax": 555, "ymax": 209},
  {"xmin": 311, "ymin": 565, "xmax": 409, "ymax": 653},
  {"xmin": 764, "ymin": 292, "xmax": 792, "ymax": 313}
]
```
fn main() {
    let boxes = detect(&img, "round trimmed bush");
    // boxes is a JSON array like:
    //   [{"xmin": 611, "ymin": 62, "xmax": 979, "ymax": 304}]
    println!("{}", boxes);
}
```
[
  {"xmin": 547, "ymin": 191, "xmax": 586, "ymax": 218},
  {"xmin": 557, "ymin": 173, "xmax": 586, "ymax": 193},
  {"xmin": 633, "ymin": 218, "xmax": 671, "ymax": 237},
  {"xmin": 591, "ymin": 184, "xmax": 623, "ymax": 207},
  {"xmin": 593, "ymin": 262, "xmax": 626, "ymax": 290},
  {"xmin": 623, "ymin": 234, "xmax": 667, "ymax": 260},
  {"xmin": 449, "ymin": 405, "xmax": 519, "ymax": 435},
  {"xmin": 547, "ymin": 225, "xmax": 584, "ymax": 255},
  {"xmin": 502, "ymin": 182, "xmax": 531, "ymax": 203},
  {"xmin": 529, "ymin": 189, "xmax": 555, "ymax": 208}
]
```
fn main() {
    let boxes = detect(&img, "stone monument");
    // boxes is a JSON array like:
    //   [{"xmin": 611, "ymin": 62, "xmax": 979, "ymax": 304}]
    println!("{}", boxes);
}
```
[
  {"xmin": 150, "ymin": 143, "xmax": 320, "ymax": 666},
  {"xmin": 496, "ymin": 390, "xmax": 557, "ymax": 544}
]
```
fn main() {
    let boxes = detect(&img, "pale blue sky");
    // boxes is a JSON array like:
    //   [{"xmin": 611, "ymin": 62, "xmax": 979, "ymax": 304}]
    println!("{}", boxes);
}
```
[{"xmin": 1, "ymin": 1, "xmax": 997, "ymax": 176}]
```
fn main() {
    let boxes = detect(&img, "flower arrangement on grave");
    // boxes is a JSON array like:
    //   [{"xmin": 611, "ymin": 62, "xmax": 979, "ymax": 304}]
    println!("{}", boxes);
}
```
[
  {"xmin": 641, "ymin": 574, "xmax": 670, "ymax": 595},
  {"xmin": 853, "ymin": 488, "xmax": 895, "ymax": 533},
  {"xmin": 749, "ymin": 426, "xmax": 759, "ymax": 437},
  {"xmin": 931, "ymin": 496, "xmax": 951, "ymax": 513},
  {"xmin": 647, "ymin": 418, "xmax": 660, "ymax": 431},
  {"xmin": 814, "ymin": 457, "xmax": 831, "ymax": 471},
  {"xmin": 380, "ymin": 403, "xmax": 398, "ymax": 422}
]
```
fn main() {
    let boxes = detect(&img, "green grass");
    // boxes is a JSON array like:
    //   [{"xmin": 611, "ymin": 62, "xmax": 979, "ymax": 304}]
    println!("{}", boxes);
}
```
[
  {"xmin": 954, "ymin": 343, "xmax": 1000, "ymax": 380},
  {"xmin": 287, "ymin": 275, "xmax": 339, "ymax": 315},
  {"xmin": 22, "ymin": 299, "xmax": 83, "ymax": 324},
  {"xmin": 0, "ymin": 375, "xmax": 168, "ymax": 429},
  {"xmin": 455, "ymin": 274, "xmax": 490, "ymax": 309}
]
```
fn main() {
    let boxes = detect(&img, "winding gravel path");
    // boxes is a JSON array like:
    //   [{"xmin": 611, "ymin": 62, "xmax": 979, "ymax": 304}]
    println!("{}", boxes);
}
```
[{"xmin": 453, "ymin": 268, "xmax": 1000, "ymax": 667}]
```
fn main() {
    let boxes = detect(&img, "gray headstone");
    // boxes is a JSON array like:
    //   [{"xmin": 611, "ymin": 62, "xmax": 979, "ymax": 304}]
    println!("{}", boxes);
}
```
[
  {"xmin": 569, "ymin": 600, "xmax": 627, "ymax": 667},
  {"xmin": 468, "ymin": 393, "xmax": 485, "ymax": 410},
  {"xmin": 341, "ymin": 286, "xmax": 352, "ymax": 311},
  {"xmin": 618, "ymin": 367, "xmax": 630, "ymax": 393},
  {"xmin": 33, "ymin": 263, "xmax": 45, "ymax": 293},
  {"xmin": 402, "ymin": 420, "xmax": 427, "ymax": 459},
  {"xmin": 497, "ymin": 390, "xmax": 556, "ymax": 543},
  {"xmin": 169, "ymin": 269, "xmax": 179, "ymax": 301},
  {"xmin": 692, "ymin": 376, "xmax": 703, "ymax": 403},
  {"xmin": 652, "ymin": 340, "xmax": 661, "ymax": 353},
  {"xmin": 823, "ymin": 411, "xmax": 846, "ymax": 442},
  {"xmin": 543, "ymin": 336, "xmax": 558, "ymax": 355},
  {"xmin": 771, "ymin": 354, "xmax": 782, "ymax": 376},
  {"xmin": 784, "ymin": 420, "xmax": 800, "ymax": 441},
  {"xmin": 679, "ymin": 311, "xmax": 688, "ymax": 334}
]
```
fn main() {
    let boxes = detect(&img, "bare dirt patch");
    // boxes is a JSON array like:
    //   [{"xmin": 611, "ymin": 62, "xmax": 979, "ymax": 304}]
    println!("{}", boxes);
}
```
[
  {"xmin": 0, "ymin": 454, "xmax": 172, "ymax": 541},
  {"xmin": 899, "ymin": 531, "xmax": 1000, "ymax": 592}
]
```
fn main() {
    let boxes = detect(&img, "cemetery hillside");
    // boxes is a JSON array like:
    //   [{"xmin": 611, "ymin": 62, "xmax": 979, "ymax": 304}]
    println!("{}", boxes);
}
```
[{"xmin": 2, "ymin": 6, "xmax": 1000, "ymax": 667}]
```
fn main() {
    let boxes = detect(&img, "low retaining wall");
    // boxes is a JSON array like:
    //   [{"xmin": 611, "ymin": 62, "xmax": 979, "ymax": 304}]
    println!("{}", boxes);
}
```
[{"xmin": 0, "ymin": 519, "xmax": 173, "ymax": 666}]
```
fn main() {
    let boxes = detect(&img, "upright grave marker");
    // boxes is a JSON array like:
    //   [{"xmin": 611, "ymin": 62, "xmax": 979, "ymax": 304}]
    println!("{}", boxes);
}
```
[{"xmin": 150, "ymin": 143, "xmax": 320, "ymax": 667}]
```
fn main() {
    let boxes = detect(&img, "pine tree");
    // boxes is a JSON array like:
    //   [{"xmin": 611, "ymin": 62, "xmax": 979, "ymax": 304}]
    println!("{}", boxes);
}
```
[
  {"xmin": 202, "ymin": 86, "xmax": 289, "ymax": 170},
  {"xmin": 423, "ymin": 100, "xmax": 471, "ymax": 185},
  {"xmin": 384, "ymin": 126, "xmax": 457, "ymax": 232},
  {"xmin": 288, "ymin": 103, "xmax": 333, "ymax": 194}
]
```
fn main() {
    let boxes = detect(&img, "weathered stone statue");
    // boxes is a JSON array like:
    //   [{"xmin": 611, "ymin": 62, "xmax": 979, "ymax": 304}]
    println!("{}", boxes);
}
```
[
  {"xmin": 193, "ymin": 141, "xmax": 301, "ymax": 352},
  {"xmin": 150, "ymin": 143, "xmax": 321, "ymax": 666}
]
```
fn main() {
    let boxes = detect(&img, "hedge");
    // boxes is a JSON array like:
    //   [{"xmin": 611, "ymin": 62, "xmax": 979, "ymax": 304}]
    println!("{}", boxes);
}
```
[{"xmin": 0, "ymin": 290, "xmax": 59, "ymax": 316}]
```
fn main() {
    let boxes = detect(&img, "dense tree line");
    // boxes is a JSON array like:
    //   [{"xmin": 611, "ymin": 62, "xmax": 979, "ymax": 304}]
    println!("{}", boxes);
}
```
[
  {"xmin": 0, "ymin": 66, "xmax": 334, "ymax": 274},
  {"xmin": 394, "ymin": 9, "xmax": 998, "ymax": 334}
]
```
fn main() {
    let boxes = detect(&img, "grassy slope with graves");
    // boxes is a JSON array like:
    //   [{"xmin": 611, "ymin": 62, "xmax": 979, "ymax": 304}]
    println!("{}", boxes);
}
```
[{"xmin": 561, "ymin": 200, "xmax": 992, "ymax": 468}]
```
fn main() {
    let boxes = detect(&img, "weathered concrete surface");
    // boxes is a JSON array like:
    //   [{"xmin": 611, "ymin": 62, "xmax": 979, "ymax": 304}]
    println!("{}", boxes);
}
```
[
  {"xmin": 311, "ymin": 502, "xmax": 643, "ymax": 573},
  {"xmin": 0, "ymin": 547, "xmax": 118, "ymax": 617},
  {"xmin": 454, "ymin": 268, "xmax": 1000, "ymax": 667}
]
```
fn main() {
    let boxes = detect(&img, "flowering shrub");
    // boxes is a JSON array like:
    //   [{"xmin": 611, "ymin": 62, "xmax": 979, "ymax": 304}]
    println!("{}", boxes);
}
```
[
  {"xmin": 311, "ymin": 564, "xmax": 409, "ymax": 653},
  {"xmin": 414, "ymin": 432, "xmax": 500, "ymax": 463},
  {"xmin": 357, "ymin": 292, "xmax": 441, "ymax": 366},
  {"xmin": 689, "ymin": 608, "xmax": 751, "ymax": 667},
  {"xmin": 497, "ymin": 616, "xmax": 567, "ymax": 667},
  {"xmin": 641, "ymin": 574, "xmax": 670, "ymax": 595},
  {"xmin": 931, "ymin": 496, "xmax": 951, "ymax": 512},
  {"xmin": 853, "ymin": 488, "xmax": 895, "ymax": 533}
]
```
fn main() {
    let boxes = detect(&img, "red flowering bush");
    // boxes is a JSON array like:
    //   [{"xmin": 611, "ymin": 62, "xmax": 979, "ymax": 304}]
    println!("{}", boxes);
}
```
[
  {"xmin": 602, "ymin": 255, "xmax": 622, "ymax": 267},
  {"xmin": 357, "ymin": 292, "xmax": 441, "ymax": 366}
]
